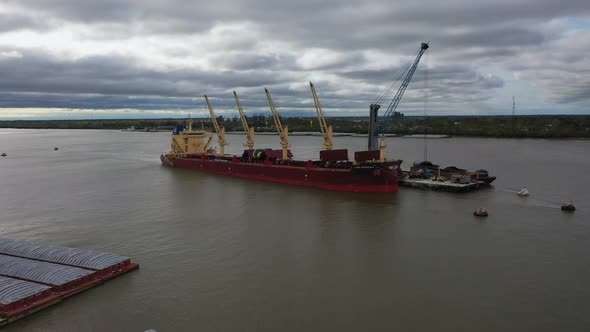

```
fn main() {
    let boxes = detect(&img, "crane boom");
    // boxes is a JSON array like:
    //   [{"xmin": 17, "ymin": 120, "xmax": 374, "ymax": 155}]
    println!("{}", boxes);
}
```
[
  {"xmin": 204, "ymin": 95, "xmax": 228, "ymax": 155},
  {"xmin": 368, "ymin": 42, "xmax": 429, "ymax": 152},
  {"xmin": 309, "ymin": 82, "xmax": 333, "ymax": 151},
  {"xmin": 233, "ymin": 91, "xmax": 255, "ymax": 150},
  {"xmin": 382, "ymin": 42, "xmax": 429, "ymax": 119},
  {"xmin": 264, "ymin": 88, "xmax": 289, "ymax": 160}
]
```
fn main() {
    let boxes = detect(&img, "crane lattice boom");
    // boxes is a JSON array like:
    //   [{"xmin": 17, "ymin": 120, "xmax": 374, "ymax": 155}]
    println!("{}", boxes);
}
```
[
  {"xmin": 233, "ymin": 91, "xmax": 255, "ymax": 150},
  {"xmin": 368, "ymin": 42, "xmax": 429, "ymax": 151},
  {"xmin": 309, "ymin": 82, "xmax": 333, "ymax": 151},
  {"xmin": 204, "ymin": 95, "xmax": 228, "ymax": 155},
  {"xmin": 264, "ymin": 88, "xmax": 289, "ymax": 160},
  {"xmin": 382, "ymin": 42, "xmax": 429, "ymax": 119}
]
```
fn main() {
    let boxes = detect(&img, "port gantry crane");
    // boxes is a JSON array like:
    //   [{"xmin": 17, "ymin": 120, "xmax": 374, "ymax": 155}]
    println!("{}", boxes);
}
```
[
  {"xmin": 309, "ymin": 82, "xmax": 333, "ymax": 151},
  {"xmin": 204, "ymin": 94, "xmax": 228, "ymax": 155},
  {"xmin": 233, "ymin": 90, "xmax": 255, "ymax": 150},
  {"xmin": 369, "ymin": 42, "xmax": 429, "ymax": 161},
  {"xmin": 264, "ymin": 88, "xmax": 290, "ymax": 160}
]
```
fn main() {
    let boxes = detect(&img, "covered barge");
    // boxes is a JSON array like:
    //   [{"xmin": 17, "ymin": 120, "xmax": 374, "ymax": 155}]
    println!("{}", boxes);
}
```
[{"xmin": 0, "ymin": 238, "xmax": 138, "ymax": 326}]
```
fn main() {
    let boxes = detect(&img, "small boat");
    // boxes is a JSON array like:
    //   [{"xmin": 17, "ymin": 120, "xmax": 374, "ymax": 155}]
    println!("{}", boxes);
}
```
[
  {"xmin": 471, "ymin": 169, "xmax": 497, "ymax": 185},
  {"xmin": 561, "ymin": 202, "xmax": 576, "ymax": 212},
  {"xmin": 474, "ymin": 208, "xmax": 488, "ymax": 217},
  {"xmin": 517, "ymin": 188, "xmax": 529, "ymax": 196},
  {"xmin": 1, "ymin": 153, "xmax": 6, "ymax": 157},
  {"xmin": 54, "ymin": 147, "xmax": 59, "ymax": 151}
]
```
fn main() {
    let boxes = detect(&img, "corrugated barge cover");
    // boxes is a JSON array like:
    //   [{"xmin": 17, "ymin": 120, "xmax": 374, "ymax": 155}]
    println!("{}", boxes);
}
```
[
  {"xmin": 0, "ymin": 238, "xmax": 129, "ymax": 270},
  {"xmin": 0, "ymin": 276, "xmax": 50, "ymax": 305},
  {"xmin": 0, "ymin": 254, "xmax": 93, "ymax": 286}
]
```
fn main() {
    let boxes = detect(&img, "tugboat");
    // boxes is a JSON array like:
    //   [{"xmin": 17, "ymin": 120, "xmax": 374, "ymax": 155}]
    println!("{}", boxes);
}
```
[
  {"xmin": 474, "ymin": 208, "xmax": 489, "ymax": 217},
  {"xmin": 470, "ymin": 169, "xmax": 496, "ymax": 185},
  {"xmin": 561, "ymin": 202, "xmax": 576, "ymax": 212}
]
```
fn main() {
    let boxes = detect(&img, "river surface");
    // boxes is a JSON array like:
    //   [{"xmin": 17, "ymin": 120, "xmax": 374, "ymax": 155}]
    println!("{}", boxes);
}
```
[{"xmin": 0, "ymin": 129, "xmax": 589, "ymax": 331}]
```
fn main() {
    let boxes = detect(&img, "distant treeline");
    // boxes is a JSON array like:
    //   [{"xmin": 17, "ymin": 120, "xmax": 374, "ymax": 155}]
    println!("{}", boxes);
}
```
[{"xmin": 1, "ymin": 115, "xmax": 589, "ymax": 138}]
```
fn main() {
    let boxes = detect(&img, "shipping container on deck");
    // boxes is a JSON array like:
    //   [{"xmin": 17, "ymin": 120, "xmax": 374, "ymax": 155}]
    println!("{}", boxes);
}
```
[
  {"xmin": 320, "ymin": 149, "xmax": 349, "ymax": 162},
  {"xmin": 354, "ymin": 150, "xmax": 381, "ymax": 162}
]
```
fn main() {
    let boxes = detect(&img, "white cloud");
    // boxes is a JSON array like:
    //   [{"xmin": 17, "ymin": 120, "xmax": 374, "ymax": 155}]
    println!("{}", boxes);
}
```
[{"xmin": 0, "ymin": 50, "xmax": 21, "ymax": 58}]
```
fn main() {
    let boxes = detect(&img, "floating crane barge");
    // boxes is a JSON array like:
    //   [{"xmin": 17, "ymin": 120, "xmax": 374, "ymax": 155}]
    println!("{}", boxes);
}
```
[
  {"xmin": 0, "ymin": 238, "xmax": 138, "ymax": 326},
  {"xmin": 160, "ymin": 43, "xmax": 446, "ymax": 192},
  {"xmin": 161, "ymin": 42, "xmax": 493, "ymax": 193}
]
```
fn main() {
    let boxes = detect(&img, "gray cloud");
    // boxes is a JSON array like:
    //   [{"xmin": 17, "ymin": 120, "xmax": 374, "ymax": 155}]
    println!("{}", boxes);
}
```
[
  {"xmin": 0, "ymin": 12, "xmax": 51, "ymax": 32},
  {"xmin": 212, "ymin": 53, "xmax": 295, "ymax": 71},
  {"xmin": 1, "ymin": 0, "xmax": 589, "ymax": 116},
  {"xmin": 8, "ymin": 0, "xmax": 590, "ymax": 30},
  {"xmin": 0, "ymin": 48, "xmax": 288, "ymax": 96}
]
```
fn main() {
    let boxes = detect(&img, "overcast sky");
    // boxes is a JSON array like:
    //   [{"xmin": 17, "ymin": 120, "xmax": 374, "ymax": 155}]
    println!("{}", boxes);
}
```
[{"xmin": 0, "ymin": 0, "xmax": 589, "ymax": 119}]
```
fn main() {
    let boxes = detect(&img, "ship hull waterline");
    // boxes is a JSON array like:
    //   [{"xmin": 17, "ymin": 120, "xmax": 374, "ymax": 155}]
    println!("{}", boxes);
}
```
[{"xmin": 161, "ymin": 154, "xmax": 399, "ymax": 193}]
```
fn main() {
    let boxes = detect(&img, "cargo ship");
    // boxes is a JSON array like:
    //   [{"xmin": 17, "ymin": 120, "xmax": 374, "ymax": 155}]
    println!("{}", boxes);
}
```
[{"xmin": 160, "ymin": 86, "xmax": 401, "ymax": 193}]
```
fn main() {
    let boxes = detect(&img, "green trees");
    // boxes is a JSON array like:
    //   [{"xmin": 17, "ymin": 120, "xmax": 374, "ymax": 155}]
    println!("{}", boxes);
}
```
[{"xmin": 1, "ymin": 115, "xmax": 589, "ymax": 138}]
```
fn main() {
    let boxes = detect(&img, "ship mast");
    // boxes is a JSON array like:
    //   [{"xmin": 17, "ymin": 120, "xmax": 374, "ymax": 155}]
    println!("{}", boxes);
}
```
[
  {"xmin": 233, "ymin": 91, "xmax": 255, "ymax": 150},
  {"xmin": 264, "ymin": 88, "xmax": 289, "ymax": 160},
  {"xmin": 187, "ymin": 113, "xmax": 193, "ymax": 131},
  {"xmin": 511, "ymin": 96, "xmax": 516, "ymax": 135},
  {"xmin": 309, "ymin": 82, "xmax": 333, "ymax": 151},
  {"xmin": 204, "ymin": 95, "xmax": 228, "ymax": 155}
]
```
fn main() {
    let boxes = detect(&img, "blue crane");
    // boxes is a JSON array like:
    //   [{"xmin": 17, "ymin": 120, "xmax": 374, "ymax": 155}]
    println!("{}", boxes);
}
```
[{"xmin": 368, "ymin": 42, "xmax": 429, "ymax": 151}]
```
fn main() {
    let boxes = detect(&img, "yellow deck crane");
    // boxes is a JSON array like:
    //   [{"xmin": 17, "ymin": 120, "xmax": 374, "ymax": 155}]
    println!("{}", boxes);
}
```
[
  {"xmin": 264, "ymin": 88, "xmax": 289, "ymax": 160},
  {"xmin": 309, "ymin": 82, "xmax": 333, "ymax": 151},
  {"xmin": 204, "ymin": 95, "xmax": 228, "ymax": 155},
  {"xmin": 233, "ymin": 91, "xmax": 255, "ymax": 150}
]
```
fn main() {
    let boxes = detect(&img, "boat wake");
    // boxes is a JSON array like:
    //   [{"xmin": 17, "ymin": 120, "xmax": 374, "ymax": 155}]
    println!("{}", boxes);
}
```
[{"xmin": 501, "ymin": 187, "xmax": 569, "ymax": 209}]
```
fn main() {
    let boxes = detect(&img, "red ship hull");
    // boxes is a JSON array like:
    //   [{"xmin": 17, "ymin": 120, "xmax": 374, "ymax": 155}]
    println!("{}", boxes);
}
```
[{"xmin": 161, "ymin": 154, "xmax": 399, "ymax": 193}]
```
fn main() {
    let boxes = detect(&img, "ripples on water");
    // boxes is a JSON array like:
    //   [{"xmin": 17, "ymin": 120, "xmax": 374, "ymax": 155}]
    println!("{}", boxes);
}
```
[{"xmin": 0, "ymin": 129, "xmax": 589, "ymax": 331}]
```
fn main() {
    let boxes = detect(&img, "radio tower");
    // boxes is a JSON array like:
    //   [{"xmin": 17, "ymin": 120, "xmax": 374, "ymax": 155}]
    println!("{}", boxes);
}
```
[
  {"xmin": 511, "ymin": 96, "xmax": 516, "ymax": 135},
  {"xmin": 512, "ymin": 96, "xmax": 516, "ymax": 116}
]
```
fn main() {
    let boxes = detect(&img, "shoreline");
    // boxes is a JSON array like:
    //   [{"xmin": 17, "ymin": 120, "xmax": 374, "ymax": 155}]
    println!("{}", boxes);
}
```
[{"xmin": 1, "ymin": 127, "xmax": 590, "ymax": 140}]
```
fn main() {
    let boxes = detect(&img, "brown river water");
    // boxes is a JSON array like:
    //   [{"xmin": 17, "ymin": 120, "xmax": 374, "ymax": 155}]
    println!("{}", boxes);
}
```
[{"xmin": 0, "ymin": 129, "xmax": 589, "ymax": 331}]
